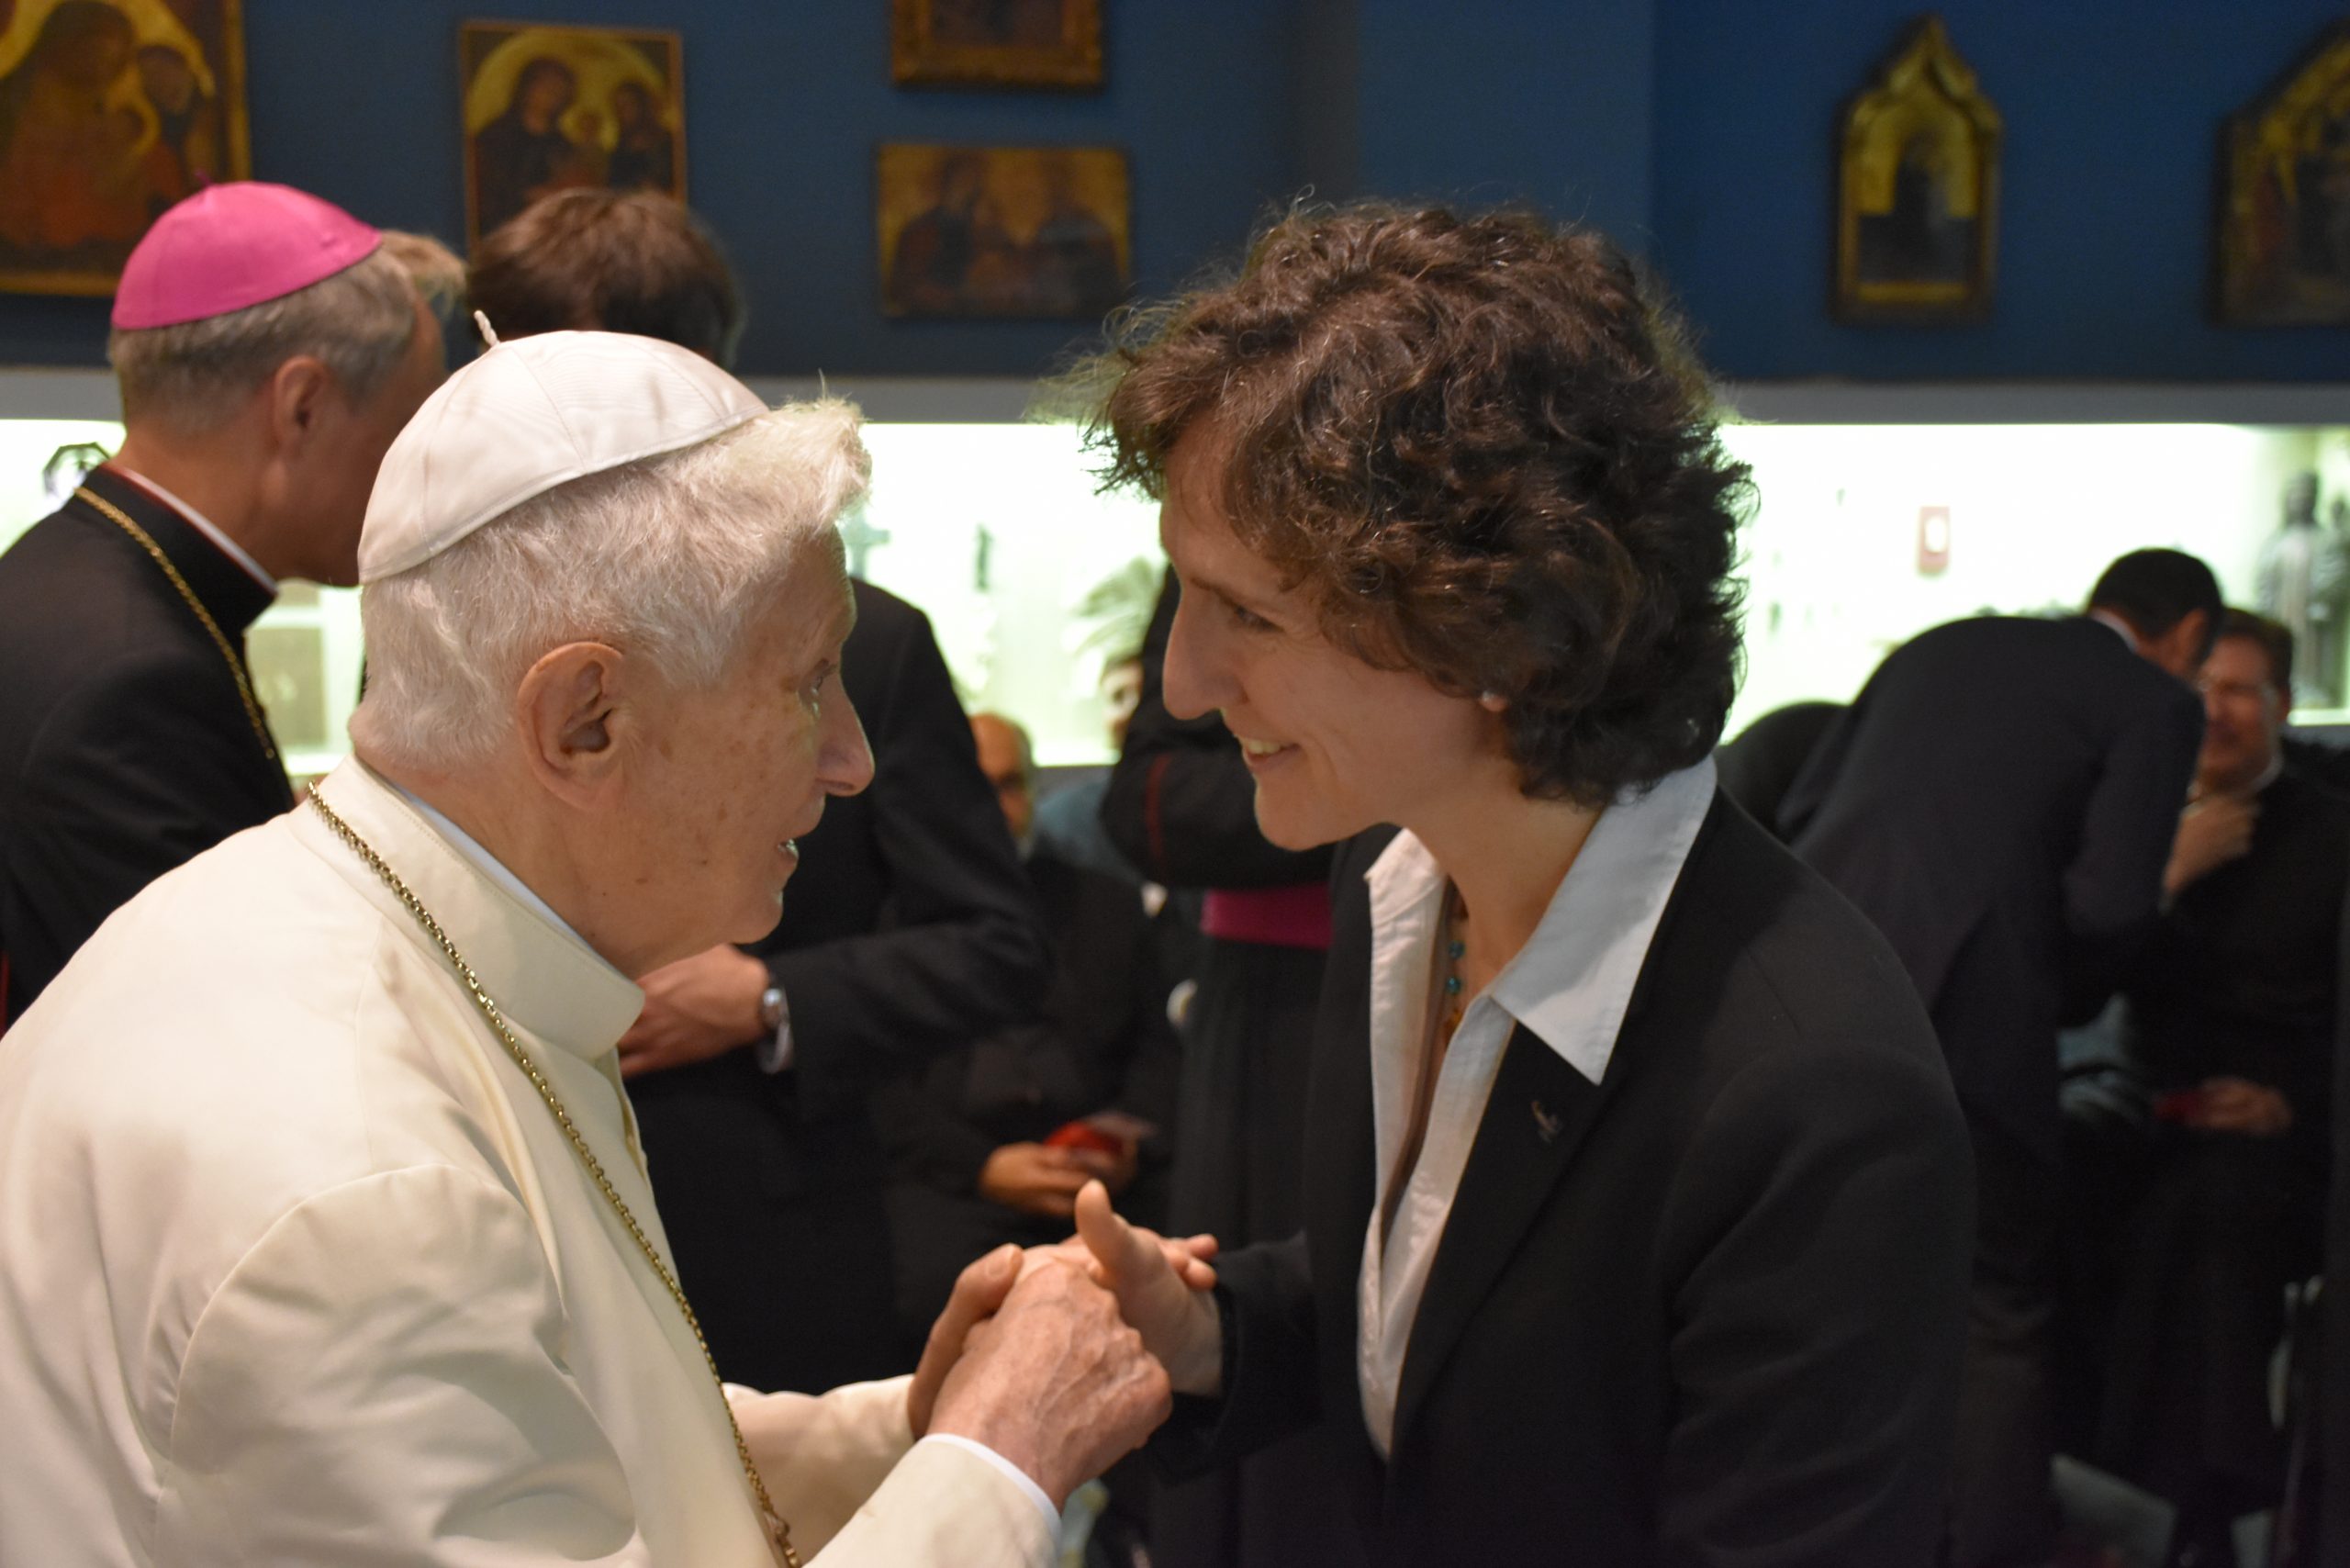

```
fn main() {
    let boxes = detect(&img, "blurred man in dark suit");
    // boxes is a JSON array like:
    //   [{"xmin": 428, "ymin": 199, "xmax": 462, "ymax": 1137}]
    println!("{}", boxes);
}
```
[
  {"xmin": 1784, "ymin": 549, "xmax": 2218, "ymax": 1568},
  {"xmin": 470, "ymin": 187, "xmax": 1051, "ymax": 1391},
  {"xmin": 2065, "ymin": 610, "xmax": 2347, "ymax": 1566},
  {"xmin": 619, "ymin": 579, "xmax": 1050, "ymax": 1392},
  {"xmin": 875, "ymin": 711, "xmax": 1183, "ymax": 1344},
  {"xmin": 1715, "ymin": 699, "xmax": 1842, "ymax": 839}
]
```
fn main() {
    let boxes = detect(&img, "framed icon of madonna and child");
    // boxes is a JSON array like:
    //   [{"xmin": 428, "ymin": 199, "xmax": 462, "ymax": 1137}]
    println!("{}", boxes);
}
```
[{"xmin": 461, "ymin": 19, "xmax": 684, "ymax": 248}]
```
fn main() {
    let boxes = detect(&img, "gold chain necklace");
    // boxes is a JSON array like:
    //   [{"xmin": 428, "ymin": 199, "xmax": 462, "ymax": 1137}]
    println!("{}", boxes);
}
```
[
  {"xmin": 74, "ymin": 486, "xmax": 281, "ymax": 767},
  {"xmin": 305, "ymin": 787, "xmax": 801, "ymax": 1567}
]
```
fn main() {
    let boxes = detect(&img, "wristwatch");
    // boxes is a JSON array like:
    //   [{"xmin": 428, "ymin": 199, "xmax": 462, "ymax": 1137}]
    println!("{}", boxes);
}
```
[{"xmin": 757, "ymin": 984, "xmax": 789, "ymax": 1035}]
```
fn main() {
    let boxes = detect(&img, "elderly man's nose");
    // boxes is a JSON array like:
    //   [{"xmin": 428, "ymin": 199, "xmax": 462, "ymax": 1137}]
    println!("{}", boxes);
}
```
[{"xmin": 825, "ymin": 696, "xmax": 875, "ymax": 796}]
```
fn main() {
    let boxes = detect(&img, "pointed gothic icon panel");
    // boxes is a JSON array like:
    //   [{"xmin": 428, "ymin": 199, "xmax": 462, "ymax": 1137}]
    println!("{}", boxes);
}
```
[
  {"xmin": 2216, "ymin": 21, "xmax": 2350, "ymax": 326},
  {"xmin": 1834, "ymin": 16, "xmax": 2001, "ymax": 323}
]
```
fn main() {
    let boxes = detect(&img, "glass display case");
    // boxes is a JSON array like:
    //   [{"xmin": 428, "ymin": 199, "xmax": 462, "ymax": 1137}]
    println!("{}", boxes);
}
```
[{"xmin": 4, "ymin": 371, "xmax": 2345, "ymax": 778}]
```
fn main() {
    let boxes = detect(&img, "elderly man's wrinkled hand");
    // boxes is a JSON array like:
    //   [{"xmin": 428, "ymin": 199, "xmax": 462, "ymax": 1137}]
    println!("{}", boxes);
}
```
[
  {"xmin": 906, "ymin": 1243, "xmax": 1024, "ymax": 1438},
  {"xmin": 617, "ymin": 945, "xmax": 768, "ymax": 1078},
  {"xmin": 924, "ymin": 1254, "xmax": 1172, "ymax": 1507}
]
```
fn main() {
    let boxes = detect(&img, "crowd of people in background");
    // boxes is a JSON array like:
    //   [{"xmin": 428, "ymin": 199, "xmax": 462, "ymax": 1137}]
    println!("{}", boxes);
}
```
[{"xmin": 0, "ymin": 176, "xmax": 2341, "ymax": 1568}]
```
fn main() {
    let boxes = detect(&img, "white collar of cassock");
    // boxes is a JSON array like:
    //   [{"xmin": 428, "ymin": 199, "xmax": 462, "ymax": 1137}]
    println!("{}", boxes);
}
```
[
  {"xmin": 298, "ymin": 760, "xmax": 645, "ymax": 1062},
  {"xmin": 108, "ymin": 465, "xmax": 279, "ymax": 594}
]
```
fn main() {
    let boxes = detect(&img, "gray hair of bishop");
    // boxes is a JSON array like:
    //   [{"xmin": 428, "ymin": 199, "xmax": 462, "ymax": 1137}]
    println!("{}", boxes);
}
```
[
  {"xmin": 108, "ymin": 231, "xmax": 464, "ymax": 431},
  {"xmin": 348, "ymin": 401, "xmax": 869, "ymax": 769}
]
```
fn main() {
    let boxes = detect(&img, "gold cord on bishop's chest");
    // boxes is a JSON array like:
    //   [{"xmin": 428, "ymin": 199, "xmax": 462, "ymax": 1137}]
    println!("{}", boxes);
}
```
[
  {"xmin": 75, "ymin": 487, "xmax": 282, "ymax": 770},
  {"xmin": 305, "ymin": 787, "xmax": 802, "ymax": 1567}
]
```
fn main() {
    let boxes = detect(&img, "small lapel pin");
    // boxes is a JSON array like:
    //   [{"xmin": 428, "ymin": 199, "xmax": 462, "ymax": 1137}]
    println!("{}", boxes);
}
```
[{"xmin": 1531, "ymin": 1099, "xmax": 1561, "ymax": 1144}]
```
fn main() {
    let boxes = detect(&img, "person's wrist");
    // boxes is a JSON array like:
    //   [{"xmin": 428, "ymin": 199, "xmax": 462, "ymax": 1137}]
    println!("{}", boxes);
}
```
[
  {"xmin": 926, "ymin": 1402, "xmax": 1066, "ymax": 1507},
  {"xmin": 1164, "ymin": 1290, "xmax": 1225, "ymax": 1397}
]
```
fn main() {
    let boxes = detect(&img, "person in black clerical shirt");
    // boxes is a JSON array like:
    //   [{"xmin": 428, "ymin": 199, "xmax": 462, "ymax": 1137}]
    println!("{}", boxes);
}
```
[
  {"xmin": 0, "ymin": 184, "xmax": 455, "ymax": 1029},
  {"xmin": 2064, "ymin": 610, "xmax": 2348, "ymax": 1565},
  {"xmin": 1782, "ymin": 552, "xmax": 2215, "ymax": 1568},
  {"xmin": 467, "ymin": 188, "xmax": 1053, "ymax": 1392}
]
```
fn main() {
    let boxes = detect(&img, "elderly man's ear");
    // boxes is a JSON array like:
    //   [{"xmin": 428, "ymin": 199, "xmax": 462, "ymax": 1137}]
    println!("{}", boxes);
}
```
[{"xmin": 514, "ymin": 642, "xmax": 631, "ymax": 801}]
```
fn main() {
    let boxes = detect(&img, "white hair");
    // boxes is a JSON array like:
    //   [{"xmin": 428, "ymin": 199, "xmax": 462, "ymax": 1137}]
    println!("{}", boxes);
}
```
[
  {"xmin": 108, "ymin": 231, "xmax": 464, "ymax": 431},
  {"xmin": 349, "ymin": 400, "xmax": 868, "ymax": 769}
]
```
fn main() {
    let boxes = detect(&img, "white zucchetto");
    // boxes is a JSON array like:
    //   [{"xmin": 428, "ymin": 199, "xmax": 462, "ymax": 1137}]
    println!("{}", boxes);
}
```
[{"xmin": 358, "ymin": 330, "xmax": 768, "ymax": 584}]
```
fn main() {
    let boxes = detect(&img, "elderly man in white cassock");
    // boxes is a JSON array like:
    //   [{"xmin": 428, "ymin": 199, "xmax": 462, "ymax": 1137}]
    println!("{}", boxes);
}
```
[{"xmin": 0, "ymin": 330, "xmax": 1178, "ymax": 1567}]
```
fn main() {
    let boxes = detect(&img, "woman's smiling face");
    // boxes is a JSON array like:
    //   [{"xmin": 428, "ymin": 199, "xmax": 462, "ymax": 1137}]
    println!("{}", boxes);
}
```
[{"xmin": 1156, "ymin": 428, "xmax": 1500, "ymax": 852}]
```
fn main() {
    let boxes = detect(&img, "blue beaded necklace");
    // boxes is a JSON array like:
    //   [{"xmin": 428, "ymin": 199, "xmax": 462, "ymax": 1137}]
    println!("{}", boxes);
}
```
[{"xmin": 1438, "ymin": 885, "xmax": 1470, "ymax": 1044}]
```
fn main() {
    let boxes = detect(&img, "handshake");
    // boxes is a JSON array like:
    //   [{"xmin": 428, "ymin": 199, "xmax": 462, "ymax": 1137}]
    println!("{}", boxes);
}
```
[{"xmin": 900, "ymin": 1181, "xmax": 1227, "ymax": 1508}]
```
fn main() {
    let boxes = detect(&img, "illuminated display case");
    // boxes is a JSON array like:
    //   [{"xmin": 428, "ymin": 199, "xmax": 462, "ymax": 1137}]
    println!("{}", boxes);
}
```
[{"xmin": 3, "ymin": 372, "xmax": 2346, "ymax": 779}]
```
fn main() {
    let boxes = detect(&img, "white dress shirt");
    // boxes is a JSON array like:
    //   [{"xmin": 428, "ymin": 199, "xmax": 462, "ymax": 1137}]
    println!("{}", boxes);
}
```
[{"xmin": 1355, "ymin": 756, "xmax": 1717, "ymax": 1458}]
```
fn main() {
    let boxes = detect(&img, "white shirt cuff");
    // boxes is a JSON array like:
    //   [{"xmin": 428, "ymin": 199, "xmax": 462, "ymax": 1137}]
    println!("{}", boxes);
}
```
[{"xmin": 913, "ymin": 1433, "xmax": 1059, "ymax": 1534}]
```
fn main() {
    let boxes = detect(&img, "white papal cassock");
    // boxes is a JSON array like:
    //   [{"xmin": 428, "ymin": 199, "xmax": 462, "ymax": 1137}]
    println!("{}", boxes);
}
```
[{"xmin": 0, "ymin": 759, "xmax": 1053, "ymax": 1567}]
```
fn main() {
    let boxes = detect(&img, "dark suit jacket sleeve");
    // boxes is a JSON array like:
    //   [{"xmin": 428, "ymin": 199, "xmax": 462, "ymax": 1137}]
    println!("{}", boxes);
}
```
[
  {"xmin": 1148, "ymin": 1230, "xmax": 1323, "ymax": 1475},
  {"xmin": 870, "ymin": 1068, "xmax": 999, "ymax": 1193},
  {"xmin": 766, "ymin": 609, "xmax": 1050, "ymax": 1123},
  {"xmin": 1655, "ymin": 1033, "xmax": 1973, "ymax": 1567},
  {"xmin": 1770, "ymin": 700, "xmax": 1859, "ymax": 843},
  {"xmin": 13, "ymin": 648, "xmax": 286, "ymax": 991},
  {"xmin": 2057, "ymin": 683, "xmax": 2203, "ymax": 1025},
  {"xmin": 1102, "ymin": 573, "xmax": 1332, "ymax": 890}
]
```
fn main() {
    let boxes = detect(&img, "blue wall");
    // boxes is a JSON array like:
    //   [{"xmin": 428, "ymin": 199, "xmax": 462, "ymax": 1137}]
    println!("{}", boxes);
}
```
[
  {"xmin": 6, "ymin": 0, "xmax": 2350, "ymax": 384},
  {"xmin": 1350, "ymin": 0, "xmax": 1654, "ymax": 252},
  {"xmin": 1651, "ymin": 0, "xmax": 2350, "ymax": 382}
]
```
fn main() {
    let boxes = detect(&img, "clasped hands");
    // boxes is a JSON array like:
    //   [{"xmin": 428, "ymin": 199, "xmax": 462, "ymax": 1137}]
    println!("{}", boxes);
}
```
[{"xmin": 902, "ymin": 1182, "xmax": 1228, "ymax": 1507}]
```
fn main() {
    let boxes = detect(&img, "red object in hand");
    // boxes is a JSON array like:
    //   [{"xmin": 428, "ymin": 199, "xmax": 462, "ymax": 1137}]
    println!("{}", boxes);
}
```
[
  {"xmin": 1044, "ymin": 1120, "xmax": 1126, "ymax": 1158},
  {"xmin": 2153, "ymin": 1088, "xmax": 2209, "ymax": 1124}
]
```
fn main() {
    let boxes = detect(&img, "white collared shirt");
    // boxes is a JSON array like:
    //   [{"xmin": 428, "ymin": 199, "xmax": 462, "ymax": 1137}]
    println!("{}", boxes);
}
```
[
  {"xmin": 108, "ymin": 466, "xmax": 278, "ymax": 594},
  {"xmin": 2087, "ymin": 609, "xmax": 2139, "ymax": 652},
  {"xmin": 1355, "ymin": 756, "xmax": 1717, "ymax": 1459}
]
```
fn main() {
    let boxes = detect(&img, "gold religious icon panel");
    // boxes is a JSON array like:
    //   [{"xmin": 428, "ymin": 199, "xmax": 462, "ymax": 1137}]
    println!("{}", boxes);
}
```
[
  {"xmin": 890, "ymin": 0, "xmax": 1102, "ymax": 90},
  {"xmin": 1834, "ymin": 15, "xmax": 2001, "ymax": 324},
  {"xmin": 2215, "ymin": 20, "xmax": 2350, "ymax": 326}
]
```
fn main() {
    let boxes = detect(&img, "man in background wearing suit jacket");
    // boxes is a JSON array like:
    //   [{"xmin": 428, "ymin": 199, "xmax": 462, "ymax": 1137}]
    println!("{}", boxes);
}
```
[
  {"xmin": 0, "ymin": 185, "xmax": 455, "ymax": 1027},
  {"xmin": 463, "ymin": 188, "xmax": 1053, "ymax": 1394},
  {"xmin": 616, "ymin": 576, "xmax": 1052, "ymax": 1393},
  {"xmin": 1782, "ymin": 549, "xmax": 2218, "ymax": 1568}
]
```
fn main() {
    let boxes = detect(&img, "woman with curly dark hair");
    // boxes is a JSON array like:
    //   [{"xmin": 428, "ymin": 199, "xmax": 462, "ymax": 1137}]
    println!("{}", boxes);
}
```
[{"xmin": 1071, "ymin": 205, "xmax": 1975, "ymax": 1566}]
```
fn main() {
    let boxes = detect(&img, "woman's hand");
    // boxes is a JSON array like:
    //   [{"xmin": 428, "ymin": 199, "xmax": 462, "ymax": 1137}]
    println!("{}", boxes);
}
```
[{"xmin": 1070, "ymin": 1181, "xmax": 1226, "ymax": 1396}]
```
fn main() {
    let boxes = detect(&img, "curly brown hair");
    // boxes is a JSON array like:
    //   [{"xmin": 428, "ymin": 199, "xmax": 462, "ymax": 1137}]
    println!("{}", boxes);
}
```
[{"xmin": 1087, "ymin": 204, "xmax": 1750, "ymax": 807}]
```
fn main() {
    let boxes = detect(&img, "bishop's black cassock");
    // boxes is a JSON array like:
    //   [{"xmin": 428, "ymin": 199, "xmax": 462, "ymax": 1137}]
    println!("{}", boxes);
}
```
[{"xmin": 0, "ymin": 466, "xmax": 291, "ymax": 1027}]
